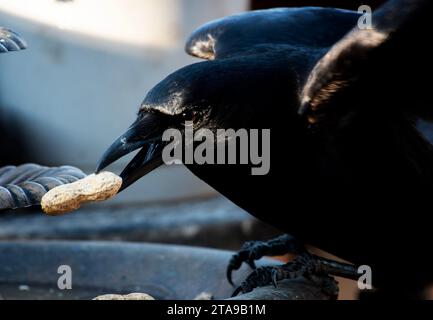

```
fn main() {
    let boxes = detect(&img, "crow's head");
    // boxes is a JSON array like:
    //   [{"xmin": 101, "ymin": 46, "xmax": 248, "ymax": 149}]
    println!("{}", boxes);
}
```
[
  {"xmin": 96, "ymin": 51, "xmax": 299, "ymax": 190},
  {"xmin": 95, "ymin": 6, "xmax": 366, "ymax": 192}
]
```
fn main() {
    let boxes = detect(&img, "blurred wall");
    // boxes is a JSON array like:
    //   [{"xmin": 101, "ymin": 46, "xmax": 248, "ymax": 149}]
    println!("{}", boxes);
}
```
[{"xmin": 0, "ymin": 0, "xmax": 248, "ymax": 202}]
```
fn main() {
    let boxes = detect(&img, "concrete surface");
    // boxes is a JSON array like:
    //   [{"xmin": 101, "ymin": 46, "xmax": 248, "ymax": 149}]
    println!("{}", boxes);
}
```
[{"xmin": 0, "ymin": 195, "xmax": 280, "ymax": 250}]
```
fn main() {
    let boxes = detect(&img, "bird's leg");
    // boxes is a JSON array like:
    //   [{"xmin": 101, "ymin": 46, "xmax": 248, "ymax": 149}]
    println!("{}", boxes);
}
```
[
  {"xmin": 227, "ymin": 234, "xmax": 305, "ymax": 285},
  {"xmin": 231, "ymin": 252, "xmax": 360, "ymax": 298}
]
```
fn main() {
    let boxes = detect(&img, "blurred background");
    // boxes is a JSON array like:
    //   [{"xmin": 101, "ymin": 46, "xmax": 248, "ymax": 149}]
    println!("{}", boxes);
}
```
[{"xmin": 0, "ymin": 0, "xmax": 388, "ymax": 299}]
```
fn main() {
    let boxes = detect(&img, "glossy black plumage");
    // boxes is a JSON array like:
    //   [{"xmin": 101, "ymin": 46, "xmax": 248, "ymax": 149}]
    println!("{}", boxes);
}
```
[{"xmin": 97, "ymin": 0, "xmax": 432, "ymax": 296}]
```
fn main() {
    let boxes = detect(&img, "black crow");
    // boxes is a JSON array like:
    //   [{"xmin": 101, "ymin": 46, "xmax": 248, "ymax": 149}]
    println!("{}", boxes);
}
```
[{"xmin": 97, "ymin": 0, "xmax": 432, "ymax": 298}]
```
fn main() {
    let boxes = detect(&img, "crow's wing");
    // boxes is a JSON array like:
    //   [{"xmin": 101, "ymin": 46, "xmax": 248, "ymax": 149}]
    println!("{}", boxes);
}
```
[
  {"xmin": 299, "ymin": 0, "xmax": 431, "ymax": 128},
  {"xmin": 0, "ymin": 27, "xmax": 27, "ymax": 53},
  {"xmin": 185, "ymin": 7, "xmax": 360, "ymax": 60}
]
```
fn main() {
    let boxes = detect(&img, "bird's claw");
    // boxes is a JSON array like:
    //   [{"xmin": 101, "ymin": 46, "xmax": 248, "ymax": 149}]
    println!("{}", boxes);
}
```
[
  {"xmin": 230, "ymin": 253, "xmax": 332, "ymax": 297},
  {"xmin": 227, "ymin": 234, "xmax": 304, "ymax": 286},
  {"xmin": 231, "ymin": 266, "xmax": 277, "ymax": 297},
  {"xmin": 226, "ymin": 240, "xmax": 269, "ymax": 286},
  {"xmin": 271, "ymin": 269, "xmax": 279, "ymax": 288},
  {"xmin": 227, "ymin": 255, "xmax": 242, "ymax": 286}
]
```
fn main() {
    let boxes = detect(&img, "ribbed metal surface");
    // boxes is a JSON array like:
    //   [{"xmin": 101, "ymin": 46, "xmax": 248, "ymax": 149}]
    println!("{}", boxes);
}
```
[
  {"xmin": 0, "ymin": 163, "xmax": 86, "ymax": 210},
  {"xmin": 0, "ymin": 27, "xmax": 27, "ymax": 53}
]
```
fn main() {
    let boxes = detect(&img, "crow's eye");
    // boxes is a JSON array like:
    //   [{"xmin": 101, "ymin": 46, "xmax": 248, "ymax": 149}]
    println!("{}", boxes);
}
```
[{"xmin": 182, "ymin": 110, "xmax": 198, "ymax": 122}]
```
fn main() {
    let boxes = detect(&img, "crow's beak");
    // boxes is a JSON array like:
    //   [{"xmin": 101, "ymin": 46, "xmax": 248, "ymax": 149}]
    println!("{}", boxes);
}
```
[{"xmin": 96, "ymin": 112, "xmax": 167, "ymax": 191}]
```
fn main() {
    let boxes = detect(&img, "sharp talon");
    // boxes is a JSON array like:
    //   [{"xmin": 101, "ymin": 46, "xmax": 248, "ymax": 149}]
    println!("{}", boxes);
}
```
[
  {"xmin": 226, "ymin": 266, "xmax": 234, "ymax": 286},
  {"xmin": 226, "ymin": 253, "xmax": 244, "ymax": 286},
  {"xmin": 271, "ymin": 269, "xmax": 278, "ymax": 288},
  {"xmin": 231, "ymin": 286, "xmax": 243, "ymax": 297}
]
